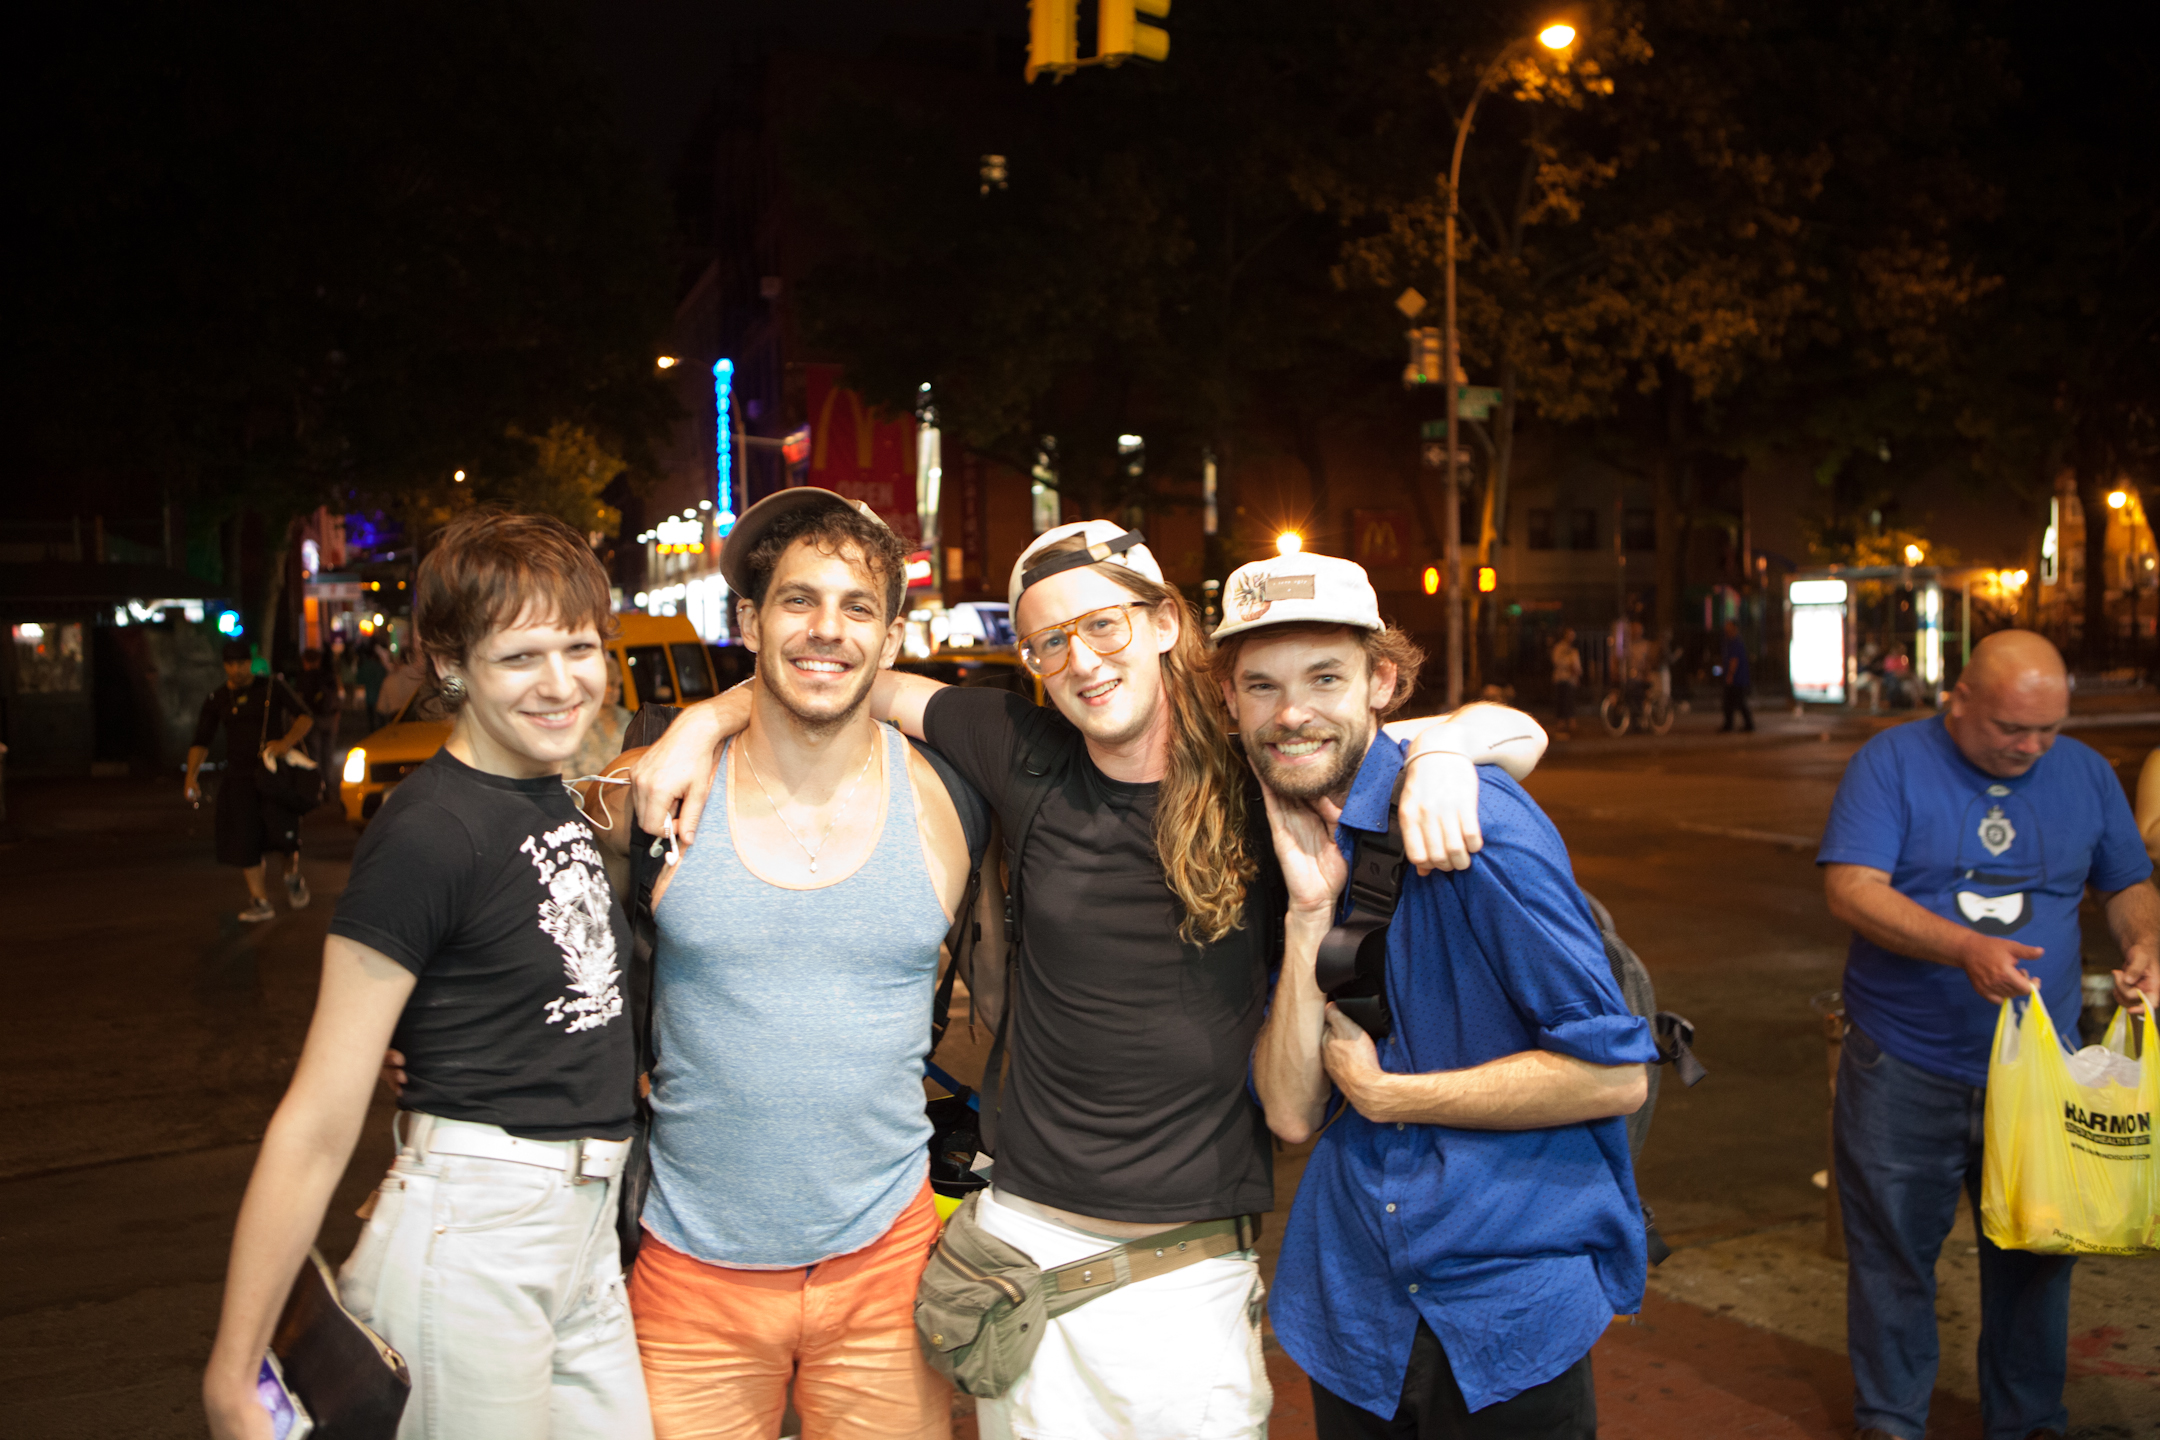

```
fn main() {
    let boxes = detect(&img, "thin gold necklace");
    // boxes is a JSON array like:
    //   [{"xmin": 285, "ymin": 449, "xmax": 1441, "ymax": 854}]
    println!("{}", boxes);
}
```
[{"xmin": 738, "ymin": 734, "xmax": 881, "ymax": 874}]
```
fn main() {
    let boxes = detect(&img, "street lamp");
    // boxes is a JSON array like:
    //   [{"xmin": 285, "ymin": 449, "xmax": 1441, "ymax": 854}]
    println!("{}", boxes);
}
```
[
  {"xmin": 1277, "ymin": 530, "xmax": 1304, "ymax": 556},
  {"xmin": 1440, "ymin": 19, "xmax": 1577, "ymax": 706}
]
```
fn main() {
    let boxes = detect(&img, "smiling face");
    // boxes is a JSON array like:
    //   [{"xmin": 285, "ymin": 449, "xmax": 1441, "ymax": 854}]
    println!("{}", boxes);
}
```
[
  {"xmin": 1015, "ymin": 566, "xmax": 1179, "ymax": 753},
  {"xmin": 739, "ymin": 536, "xmax": 902, "ymax": 732},
  {"xmin": 440, "ymin": 609, "xmax": 608, "ymax": 778},
  {"xmin": 1222, "ymin": 625, "xmax": 1397, "ymax": 802}
]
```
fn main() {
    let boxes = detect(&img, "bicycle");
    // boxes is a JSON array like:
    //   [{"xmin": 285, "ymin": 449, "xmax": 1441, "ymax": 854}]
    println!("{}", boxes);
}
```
[{"xmin": 1599, "ymin": 682, "xmax": 1675, "ymax": 737}]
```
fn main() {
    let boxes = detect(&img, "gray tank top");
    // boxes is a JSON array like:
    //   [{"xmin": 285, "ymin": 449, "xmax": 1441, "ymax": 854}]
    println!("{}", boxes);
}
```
[{"xmin": 643, "ymin": 723, "xmax": 951, "ymax": 1267}]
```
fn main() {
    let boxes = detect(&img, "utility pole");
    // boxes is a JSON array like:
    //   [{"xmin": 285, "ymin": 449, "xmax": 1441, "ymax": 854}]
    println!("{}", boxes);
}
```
[{"xmin": 1441, "ymin": 21, "xmax": 1577, "ymax": 707}]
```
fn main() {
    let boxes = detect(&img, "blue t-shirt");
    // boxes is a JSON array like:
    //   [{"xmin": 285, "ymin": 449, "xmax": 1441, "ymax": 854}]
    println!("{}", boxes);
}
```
[
  {"xmin": 1270, "ymin": 739, "xmax": 1660, "ymax": 1415},
  {"xmin": 1816, "ymin": 716, "xmax": 2149, "ymax": 1086},
  {"xmin": 1720, "ymin": 635, "xmax": 1750, "ymax": 689}
]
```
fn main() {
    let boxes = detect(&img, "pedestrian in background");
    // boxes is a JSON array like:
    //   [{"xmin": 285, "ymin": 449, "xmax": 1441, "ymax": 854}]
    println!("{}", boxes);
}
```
[
  {"xmin": 355, "ymin": 637, "xmax": 389, "ymax": 728},
  {"xmin": 376, "ymin": 647, "xmax": 424, "ymax": 721},
  {"xmin": 183, "ymin": 640, "xmax": 315, "ymax": 924},
  {"xmin": 292, "ymin": 647, "xmax": 345, "ymax": 775},
  {"xmin": 202, "ymin": 509, "xmax": 648, "ymax": 1440},
  {"xmin": 1550, "ymin": 627, "xmax": 1582, "ymax": 739},
  {"xmin": 1819, "ymin": 629, "xmax": 2159, "ymax": 1440},
  {"xmin": 1717, "ymin": 620, "xmax": 1754, "ymax": 733}
]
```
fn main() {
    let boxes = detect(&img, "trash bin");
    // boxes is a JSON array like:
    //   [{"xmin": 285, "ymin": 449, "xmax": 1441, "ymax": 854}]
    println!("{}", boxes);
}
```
[{"xmin": 1810, "ymin": 988, "xmax": 1846, "ymax": 1260}]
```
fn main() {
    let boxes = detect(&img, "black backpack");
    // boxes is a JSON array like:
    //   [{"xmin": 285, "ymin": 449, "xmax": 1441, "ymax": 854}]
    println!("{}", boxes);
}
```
[{"xmin": 1316, "ymin": 777, "xmax": 1705, "ymax": 1263}]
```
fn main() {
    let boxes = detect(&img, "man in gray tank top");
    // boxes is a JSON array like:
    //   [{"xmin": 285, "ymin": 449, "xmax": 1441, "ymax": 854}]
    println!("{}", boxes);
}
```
[{"xmin": 588, "ymin": 490, "xmax": 975, "ymax": 1439}]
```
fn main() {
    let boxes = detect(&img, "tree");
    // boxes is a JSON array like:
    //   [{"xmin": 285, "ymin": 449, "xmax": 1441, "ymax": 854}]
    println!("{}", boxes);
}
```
[
  {"xmin": 1341, "ymin": 0, "xmax": 2013, "ymax": 644},
  {"xmin": 18, "ymin": 0, "xmax": 674, "ymax": 652},
  {"xmin": 1941, "ymin": 2, "xmax": 2160, "ymax": 660}
]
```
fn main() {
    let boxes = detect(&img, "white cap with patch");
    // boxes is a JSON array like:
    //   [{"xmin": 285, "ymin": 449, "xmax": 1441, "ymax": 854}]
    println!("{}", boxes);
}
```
[
  {"xmin": 1008, "ymin": 520, "xmax": 1165, "ymax": 614},
  {"xmin": 1212, "ymin": 552, "xmax": 1383, "ymax": 643}
]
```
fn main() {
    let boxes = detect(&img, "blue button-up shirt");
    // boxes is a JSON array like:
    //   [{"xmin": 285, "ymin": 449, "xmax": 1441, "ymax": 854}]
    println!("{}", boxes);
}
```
[{"xmin": 1269, "ymin": 738, "xmax": 1660, "ymax": 1415}]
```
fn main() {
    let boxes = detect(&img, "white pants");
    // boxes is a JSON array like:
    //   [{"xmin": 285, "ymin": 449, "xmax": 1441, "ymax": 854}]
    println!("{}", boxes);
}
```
[
  {"xmin": 338, "ymin": 1119, "xmax": 653, "ymax": 1440},
  {"xmin": 971, "ymin": 1187, "xmax": 1271, "ymax": 1440}
]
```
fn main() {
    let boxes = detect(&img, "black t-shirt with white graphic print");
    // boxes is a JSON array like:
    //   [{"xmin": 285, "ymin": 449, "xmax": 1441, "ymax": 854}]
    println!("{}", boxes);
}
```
[{"xmin": 330, "ymin": 748, "xmax": 636, "ymax": 1141}]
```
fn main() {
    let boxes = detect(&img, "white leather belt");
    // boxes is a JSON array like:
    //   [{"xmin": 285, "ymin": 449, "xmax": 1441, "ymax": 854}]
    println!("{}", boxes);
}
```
[{"xmin": 403, "ymin": 1113, "xmax": 630, "ymax": 1184}]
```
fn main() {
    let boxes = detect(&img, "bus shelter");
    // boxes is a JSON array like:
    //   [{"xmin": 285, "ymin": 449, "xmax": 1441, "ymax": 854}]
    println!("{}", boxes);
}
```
[{"xmin": 1786, "ymin": 565, "xmax": 2004, "ymax": 708}]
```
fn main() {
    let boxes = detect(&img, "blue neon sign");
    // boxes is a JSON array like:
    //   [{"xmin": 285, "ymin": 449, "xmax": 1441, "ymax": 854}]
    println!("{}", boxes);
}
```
[{"xmin": 713, "ymin": 359, "xmax": 736, "ymax": 534}]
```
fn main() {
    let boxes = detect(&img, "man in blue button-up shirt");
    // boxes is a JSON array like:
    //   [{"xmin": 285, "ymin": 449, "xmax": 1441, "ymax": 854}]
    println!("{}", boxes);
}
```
[{"xmin": 1219, "ymin": 553, "xmax": 1659, "ymax": 1439}]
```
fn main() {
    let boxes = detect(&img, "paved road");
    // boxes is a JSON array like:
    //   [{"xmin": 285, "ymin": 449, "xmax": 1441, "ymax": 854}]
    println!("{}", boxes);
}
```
[{"xmin": 3, "ymin": 708, "xmax": 2157, "ymax": 1437}]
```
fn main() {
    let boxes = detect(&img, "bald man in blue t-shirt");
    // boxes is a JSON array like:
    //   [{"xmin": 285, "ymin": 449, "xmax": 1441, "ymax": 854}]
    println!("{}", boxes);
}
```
[{"xmin": 1819, "ymin": 629, "xmax": 2159, "ymax": 1440}]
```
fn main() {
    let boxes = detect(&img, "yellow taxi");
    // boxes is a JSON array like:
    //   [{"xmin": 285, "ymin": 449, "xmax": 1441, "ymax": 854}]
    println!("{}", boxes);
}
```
[{"xmin": 339, "ymin": 612, "xmax": 717, "ymax": 827}]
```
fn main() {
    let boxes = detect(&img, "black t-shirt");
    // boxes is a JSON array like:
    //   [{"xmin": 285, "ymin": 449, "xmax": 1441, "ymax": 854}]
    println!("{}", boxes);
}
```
[
  {"xmin": 924, "ymin": 686, "xmax": 1281, "ymax": 1223},
  {"xmin": 329, "ymin": 749, "xmax": 637, "ymax": 1141},
  {"xmin": 292, "ymin": 667, "xmax": 341, "ymax": 716},
  {"xmin": 193, "ymin": 676, "xmax": 308, "ymax": 762}
]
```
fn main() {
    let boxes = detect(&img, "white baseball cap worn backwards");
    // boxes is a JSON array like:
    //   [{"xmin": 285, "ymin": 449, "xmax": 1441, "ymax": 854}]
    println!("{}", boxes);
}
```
[{"xmin": 1008, "ymin": 520, "xmax": 1166, "ymax": 614}]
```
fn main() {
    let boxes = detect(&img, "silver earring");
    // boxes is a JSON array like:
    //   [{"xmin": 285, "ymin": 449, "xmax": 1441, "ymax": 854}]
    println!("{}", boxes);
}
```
[{"xmin": 441, "ymin": 674, "xmax": 467, "ymax": 700}]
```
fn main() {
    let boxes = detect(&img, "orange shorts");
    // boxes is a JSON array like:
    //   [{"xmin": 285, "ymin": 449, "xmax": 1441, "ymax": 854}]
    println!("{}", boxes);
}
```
[{"xmin": 627, "ymin": 1181, "xmax": 951, "ymax": 1440}]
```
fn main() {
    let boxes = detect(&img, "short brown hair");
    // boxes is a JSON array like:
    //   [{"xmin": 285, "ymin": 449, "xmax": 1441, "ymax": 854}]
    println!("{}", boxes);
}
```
[
  {"xmin": 1212, "ymin": 622, "xmax": 1426, "ymax": 718},
  {"xmin": 742, "ymin": 504, "xmax": 910, "ymax": 620},
  {"xmin": 413, "ymin": 509, "xmax": 616, "ymax": 680}
]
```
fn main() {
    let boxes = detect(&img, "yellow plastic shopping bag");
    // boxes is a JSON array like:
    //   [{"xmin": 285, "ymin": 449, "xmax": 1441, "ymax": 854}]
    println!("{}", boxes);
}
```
[{"xmin": 1980, "ymin": 990, "xmax": 2159, "ymax": 1255}]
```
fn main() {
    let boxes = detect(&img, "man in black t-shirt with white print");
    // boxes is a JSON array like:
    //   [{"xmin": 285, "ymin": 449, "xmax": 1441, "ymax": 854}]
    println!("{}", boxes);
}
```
[{"xmin": 638, "ymin": 520, "xmax": 1544, "ymax": 1439}]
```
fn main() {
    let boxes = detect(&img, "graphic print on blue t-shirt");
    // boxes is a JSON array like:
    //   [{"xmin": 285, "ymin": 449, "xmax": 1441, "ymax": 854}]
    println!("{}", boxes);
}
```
[
  {"xmin": 1817, "ymin": 716, "xmax": 2150, "ymax": 1087},
  {"xmin": 1948, "ymin": 785, "xmax": 2045, "ymax": 936}
]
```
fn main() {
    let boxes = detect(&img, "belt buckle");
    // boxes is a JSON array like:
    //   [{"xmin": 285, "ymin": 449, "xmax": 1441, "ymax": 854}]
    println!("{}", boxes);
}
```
[{"xmin": 569, "ymin": 1137, "xmax": 590, "ymax": 1185}]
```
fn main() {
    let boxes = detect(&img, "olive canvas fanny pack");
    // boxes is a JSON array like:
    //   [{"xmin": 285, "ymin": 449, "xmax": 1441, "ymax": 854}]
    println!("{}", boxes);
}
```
[{"xmin": 915, "ymin": 1194, "xmax": 1258, "ymax": 1398}]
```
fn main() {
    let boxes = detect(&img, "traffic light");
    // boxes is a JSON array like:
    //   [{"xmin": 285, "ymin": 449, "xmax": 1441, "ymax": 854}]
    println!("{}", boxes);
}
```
[
  {"xmin": 1476, "ymin": 565, "xmax": 1497, "ymax": 593},
  {"xmin": 1404, "ymin": 326, "xmax": 1441, "ymax": 386},
  {"xmin": 1028, "ymin": 0, "xmax": 1077, "ymax": 82},
  {"xmin": 1100, "ymin": 0, "xmax": 1171, "ymax": 64}
]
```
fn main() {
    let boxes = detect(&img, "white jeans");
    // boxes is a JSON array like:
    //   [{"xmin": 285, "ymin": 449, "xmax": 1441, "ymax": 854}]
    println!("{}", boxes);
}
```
[
  {"xmin": 338, "ymin": 1117, "xmax": 653, "ymax": 1440},
  {"xmin": 971, "ymin": 1187, "xmax": 1271, "ymax": 1440}
]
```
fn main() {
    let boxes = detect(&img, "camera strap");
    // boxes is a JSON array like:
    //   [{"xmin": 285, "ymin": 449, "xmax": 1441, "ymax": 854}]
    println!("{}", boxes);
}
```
[{"xmin": 1314, "ymin": 770, "xmax": 1409, "ymax": 1039}]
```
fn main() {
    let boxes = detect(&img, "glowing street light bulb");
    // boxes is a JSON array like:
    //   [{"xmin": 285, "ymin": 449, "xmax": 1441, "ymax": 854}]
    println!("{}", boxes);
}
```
[
  {"xmin": 2109, "ymin": 490, "xmax": 2129, "ymax": 509},
  {"xmin": 656, "ymin": 356, "xmax": 679, "ymax": 369},
  {"xmin": 454, "ymin": 469, "xmax": 466, "ymax": 482},
  {"xmin": 1903, "ymin": 543, "xmax": 1924, "ymax": 565},
  {"xmin": 1276, "ymin": 531, "xmax": 1303, "ymax": 556},
  {"xmin": 1539, "ymin": 23, "xmax": 1576, "ymax": 49}
]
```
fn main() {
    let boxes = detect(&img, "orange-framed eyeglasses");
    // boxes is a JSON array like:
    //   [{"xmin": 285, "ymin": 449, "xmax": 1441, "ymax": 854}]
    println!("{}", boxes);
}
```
[{"xmin": 1017, "ymin": 602, "xmax": 1150, "ymax": 678}]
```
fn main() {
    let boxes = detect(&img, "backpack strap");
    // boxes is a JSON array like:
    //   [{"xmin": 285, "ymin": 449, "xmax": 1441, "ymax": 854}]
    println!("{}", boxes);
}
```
[
  {"xmin": 1314, "ymin": 771, "xmax": 1409, "ymax": 1039},
  {"xmin": 619, "ymin": 705, "xmax": 683, "ymax": 1080},
  {"xmin": 977, "ymin": 728, "xmax": 1070, "ymax": 1154},
  {"xmin": 913, "ymin": 738, "xmax": 991, "ymax": 1054}
]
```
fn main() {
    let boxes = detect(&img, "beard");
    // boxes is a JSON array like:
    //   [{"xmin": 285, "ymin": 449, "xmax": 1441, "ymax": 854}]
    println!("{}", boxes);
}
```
[
  {"xmin": 1243, "ymin": 717, "xmax": 1374, "ymax": 800},
  {"xmin": 757, "ymin": 643, "xmax": 878, "ymax": 737}
]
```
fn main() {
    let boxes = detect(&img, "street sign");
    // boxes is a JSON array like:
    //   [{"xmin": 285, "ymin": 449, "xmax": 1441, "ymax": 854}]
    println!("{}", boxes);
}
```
[
  {"xmin": 1457, "ymin": 385, "xmax": 1502, "ymax": 418},
  {"xmin": 1396, "ymin": 287, "xmax": 1428, "ymax": 319},
  {"xmin": 1422, "ymin": 442, "xmax": 1472, "ymax": 469}
]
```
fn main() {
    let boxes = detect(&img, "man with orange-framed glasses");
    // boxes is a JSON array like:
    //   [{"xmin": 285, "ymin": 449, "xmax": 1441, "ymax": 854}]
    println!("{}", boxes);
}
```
[{"xmin": 633, "ymin": 520, "xmax": 1548, "ymax": 1439}]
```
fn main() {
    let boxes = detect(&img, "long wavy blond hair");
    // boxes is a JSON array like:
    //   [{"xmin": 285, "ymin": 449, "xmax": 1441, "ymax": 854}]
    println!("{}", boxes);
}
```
[{"xmin": 1029, "ymin": 536, "xmax": 1253, "ymax": 944}]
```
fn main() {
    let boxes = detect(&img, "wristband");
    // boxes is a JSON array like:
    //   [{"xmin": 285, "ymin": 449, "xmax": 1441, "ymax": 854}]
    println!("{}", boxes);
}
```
[{"xmin": 1402, "ymin": 746, "xmax": 1474, "ymax": 771}]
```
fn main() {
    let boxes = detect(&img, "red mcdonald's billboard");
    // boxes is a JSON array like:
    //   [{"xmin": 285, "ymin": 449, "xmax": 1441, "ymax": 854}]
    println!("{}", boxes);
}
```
[{"xmin": 803, "ymin": 364, "xmax": 920, "ymax": 544}]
